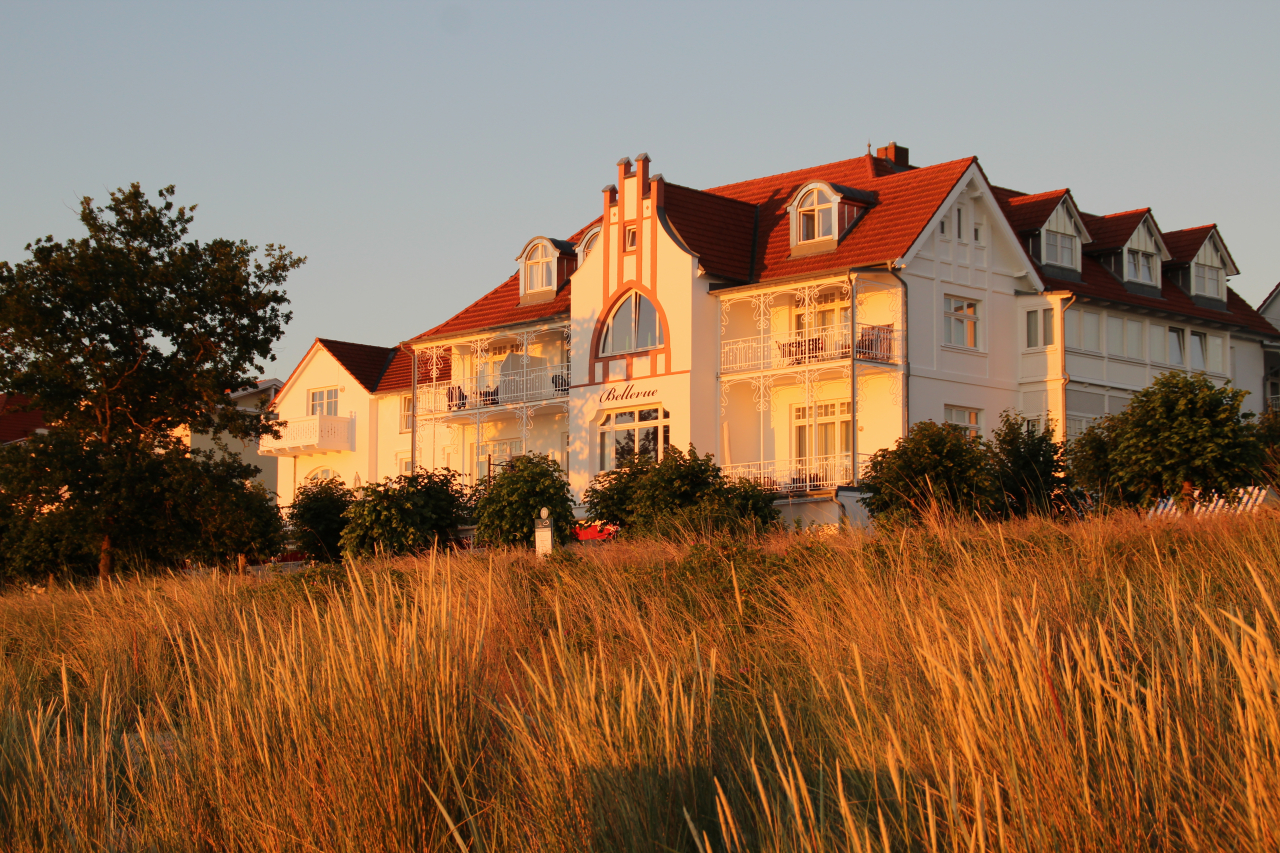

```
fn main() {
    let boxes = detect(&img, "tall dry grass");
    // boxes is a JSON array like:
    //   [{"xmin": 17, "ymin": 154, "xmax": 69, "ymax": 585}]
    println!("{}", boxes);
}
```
[{"xmin": 2, "ymin": 510, "xmax": 1279, "ymax": 852}]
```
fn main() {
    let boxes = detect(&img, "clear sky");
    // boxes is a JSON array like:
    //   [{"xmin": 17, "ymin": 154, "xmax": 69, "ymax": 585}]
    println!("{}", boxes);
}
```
[{"xmin": 3, "ymin": 0, "xmax": 1278, "ymax": 375}]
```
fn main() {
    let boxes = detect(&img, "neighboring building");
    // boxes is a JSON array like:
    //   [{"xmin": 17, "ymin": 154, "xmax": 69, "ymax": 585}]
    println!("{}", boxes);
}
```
[
  {"xmin": 262, "ymin": 146, "xmax": 1280, "ymax": 523},
  {"xmin": 0, "ymin": 394, "xmax": 45, "ymax": 445},
  {"xmin": 186, "ymin": 377, "xmax": 284, "ymax": 496},
  {"xmin": 1259, "ymin": 282, "xmax": 1280, "ymax": 409}
]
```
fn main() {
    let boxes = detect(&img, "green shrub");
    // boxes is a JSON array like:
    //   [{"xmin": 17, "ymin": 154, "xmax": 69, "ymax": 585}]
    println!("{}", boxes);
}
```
[
  {"xmin": 859, "ymin": 420, "xmax": 1000, "ymax": 522},
  {"xmin": 474, "ymin": 454, "xmax": 575, "ymax": 548},
  {"xmin": 583, "ymin": 444, "xmax": 779, "ymax": 536},
  {"xmin": 340, "ymin": 470, "xmax": 466, "ymax": 557},
  {"xmin": 991, "ymin": 410, "xmax": 1070, "ymax": 516},
  {"xmin": 287, "ymin": 478, "xmax": 354, "ymax": 562},
  {"xmin": 1065, "ymin": 371, "xmax": 1262, "ymax": 507}
]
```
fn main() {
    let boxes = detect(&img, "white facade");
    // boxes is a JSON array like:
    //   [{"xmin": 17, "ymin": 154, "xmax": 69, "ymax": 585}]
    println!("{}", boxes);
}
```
[{"xmin": 263, "ymin": 148, "xmax": 1280, "ymax": 520}]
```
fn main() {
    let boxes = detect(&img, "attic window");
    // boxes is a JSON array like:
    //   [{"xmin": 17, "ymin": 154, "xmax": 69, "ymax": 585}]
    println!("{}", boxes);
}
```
[
  {"xmin": 1194, "ymin": 264, "xmax": 1222, "ymax": 298},
  {"xmin": 624, "ymin": 225, "xmax": 638, "ymax": 251},
  {"xmin": 581, "ymin": 230, "xmax": 599, "ymax": 257},
  {"xmin": 1044, "ymin": 232, "xmax": 1076, "ymax": 267},
  {"xmin": 798, "ymin": 189, "xmax": 834, "ymax": 242},
  {"xmin": 525, "ymin": 243, "xmax": 555, "ymax": 292},
  {"xmin": 1127, "ymin": 250, "xmax": 1155, "ymax": 284}
]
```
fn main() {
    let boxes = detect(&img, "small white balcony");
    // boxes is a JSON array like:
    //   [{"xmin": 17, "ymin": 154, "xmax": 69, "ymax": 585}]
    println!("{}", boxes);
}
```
[
  {"xmin": 723, "ymin": 453, "xmax": 873, "ymax": 493},
  {"xmin": 721, "ymin": 323, "xmax": 904, "ymax": 374},
  {"xmin": 418, "ymin": 363, "xmax": 570, "ymax": 415},
  {"xmin": 259, "ymin": 414, "xmax": 354, "ymax": 456}
]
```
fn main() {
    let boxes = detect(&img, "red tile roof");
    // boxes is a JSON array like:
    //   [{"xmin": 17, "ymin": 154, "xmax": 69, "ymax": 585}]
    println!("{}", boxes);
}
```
[
  {"xmin": 992, "ymin": 187, "xmax": 1069, "ymax": 233},
  {"xmin": 0, "ymin": 393, "xmax": 44, "ymax": 444},
  {"xmin": 1081, "ymin": 208, "xmax": 1152, "ymax": 252},
  {"xmin": 316, "ymin": 339, "xmax": 397, "ymax": 393},
  {"xmin": 413, "ymin": 272, "xmax": 572, "ymax": 342},
  {"xmin": 698, "ymin": 154, "xmax": 976, "ymax": 281},
  {"xmin": 663, "ymin": 182, "xmax": 757, "ymax": 282},
  {"xmin": 1161, "ymin": 224, "xmax": 1216, "ymax": 263},
  {"xmin": 374, "ymin": 345, "xmax": 453, "ymax": 393}
]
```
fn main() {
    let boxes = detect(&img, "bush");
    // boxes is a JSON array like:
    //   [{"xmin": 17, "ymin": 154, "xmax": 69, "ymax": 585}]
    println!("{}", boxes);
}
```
[
  {"xmin": 340, "ymin": 470, "xmax": 467, "ymax": 557},
  {"xmin": 583, "ymin": 444, "xmax": 780, "ymax": 536},
  {"xmin": 859, "ymin": 420, "xmax": 1000, "ymax": 522},
  {"xmin": 991, "ymin": 410, "xmax": 1070, "ymax": 516},
  {"xmin": 287, "ymin": 478, "xmax": 354, "ymax": 562},
  {"xmin": 1065, "ymin": 371, "xmax": 1262, "ymax": 507},
  {"xmin": 473, "ymin": 454, "xmax": 575, "ymax": 548}
]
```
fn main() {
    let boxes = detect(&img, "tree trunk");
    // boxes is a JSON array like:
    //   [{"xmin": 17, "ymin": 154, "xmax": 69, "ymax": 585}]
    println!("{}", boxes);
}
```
[
  {"xmin": 237, "ymin": 553, "xmax": 247, "ymax": 575},
  {"xmin": 1180, "ymin": 479, "xmax": 1196, "ymax": 510},
  {"xmin": 98, "ymin": 534, "xmax": 113, "ymax": 582}
]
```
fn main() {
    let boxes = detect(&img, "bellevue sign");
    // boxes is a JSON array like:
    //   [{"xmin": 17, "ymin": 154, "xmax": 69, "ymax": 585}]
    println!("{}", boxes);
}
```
[{"xmin": 597, "ymin": 384, "xmax": 658, "ymax": 404}]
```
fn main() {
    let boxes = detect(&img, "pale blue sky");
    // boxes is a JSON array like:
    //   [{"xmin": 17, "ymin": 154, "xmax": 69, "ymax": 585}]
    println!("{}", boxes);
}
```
[{"xmin": 3, "ymin": 1, "xmax": 1278, "ymax": 374}]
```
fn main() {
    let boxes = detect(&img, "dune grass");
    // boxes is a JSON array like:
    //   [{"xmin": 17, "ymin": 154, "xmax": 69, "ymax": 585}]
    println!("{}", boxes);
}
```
[{"xmin": 2, "ymin": 509, "xmax": 1279, "ymax": 852}]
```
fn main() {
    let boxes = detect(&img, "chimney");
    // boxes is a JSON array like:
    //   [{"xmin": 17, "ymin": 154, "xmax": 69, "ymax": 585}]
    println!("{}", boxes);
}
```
[
  {"xmin": 635, "ymin": 152, "xmax": 651, "ymax": 194},
  {"xmin": 876, "ymin": 142, "xmax": 909, "ymax": 168}
]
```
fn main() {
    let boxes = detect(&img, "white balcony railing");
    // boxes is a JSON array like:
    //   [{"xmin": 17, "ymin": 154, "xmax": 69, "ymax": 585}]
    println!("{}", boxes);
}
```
[
  {"xmin": 721, "ymin": 323, "xmax": 903, "ymax": 374},
  {"xmin": 722, "ymin": 453, "xmax": 871, "ymax": 494},
  {"xmin": 418, "ymin": 363, "xmax": 570, "ymax": 414},
  {"xmin": 259, "ymin": 414, "xmax": 354, "ymax": 456}
]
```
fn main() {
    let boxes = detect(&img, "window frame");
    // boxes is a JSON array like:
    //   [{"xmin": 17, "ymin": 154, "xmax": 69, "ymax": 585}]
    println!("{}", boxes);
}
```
[
  {"xmin": 796, "ymin": 188, "xmax": 835, "ymax": 244},
  {"xmin": 1043, "ymin": 230, "xmax": 1076, "ymax": 268},
  {"xmin": 793, "ymin": 401, "xmax": 852, "ymax": 461},
  {"xmin": 944, "ymin": 406, "xmax": 982, "ymax": 439},
  {"xmin": 308, "ymin": 387, "xmax": 338, "ymax": 417},
  {"xmin": 400, "ymin": 394, "xmax": 413, "ymax": 433},
  {"xmin": 943, "ymin": 296, "xmax": 980, "ymax": 350},
  {"xmin": 524, "ymin": 242, "xmax": 556, "ymax": 294},
  {"xmin": 1126, "ymin": 249, "xmax": 1157, "ymax": 284},
  {"xmin": 623, "ymin": 224, "xmax": 638, "ymax": 252},
  {"xmin": 1193, "ymin": 263, "xmax": 1222, "ymax": 298},
  {"xmin": 597, "ymin": 407, "xmax": 671, "ymax": 472},
  {"xmin": 1025, "ymin": 307, "xmax": 1055, "ymax": 350},
  {"xmin": 599, "ymin": 291, "xmax": 664, "ymax": 357}
]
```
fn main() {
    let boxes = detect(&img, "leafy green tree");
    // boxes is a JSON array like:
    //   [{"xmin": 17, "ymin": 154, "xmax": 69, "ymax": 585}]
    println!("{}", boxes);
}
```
[
  {"xmin": 287, "ymin": 478, "xmax": 354, "ymax": 562},
  {"xmin": 1066, "ymin": 371, "xmax": 1261, "ymax": 507},
  {"xmin": 991, "ymin": 410, "xmax": 1069, "ymax": 516},
  {"xmin": 474, "ymin": 454, "xmax": 575, "ymax": 548},
  {"xmin": 340, "ymin": 470, "xmax": 467, "ymax": 557},
  {"xmin": 583, "ymin": 444, "xmax": 780, "ymax": 535},
  {"xmin": 858, "ymin": 420, "xmax": 1000, "ymax": 522},
  {"xmin": 0, "ymin": 183, "xmax": 301, "ymax": 578}
]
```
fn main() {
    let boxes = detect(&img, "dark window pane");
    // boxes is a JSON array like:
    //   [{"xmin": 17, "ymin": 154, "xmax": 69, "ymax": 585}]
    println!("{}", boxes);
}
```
[
  {"xmin": 662, "ymin": 425, "xmax": 670, "ymax": 453},
  {"xmin": 638, "ymin": 426, "xmax": 658, "ymax": 459},
  {"xmin": 636, "ymin": 295, "xmax": 659, "ymax": 349},
  {"xmin": 612, "ymin": 297, "xmax": 635, "ymax": 352},
  {"xmin": 599, "ymin": 432, "xmax": 610, "ymax": 470},
  {"xmin": 639, "ymin": 408, "xmax": 658, "ymax": 421},
  {"xmin": 615, "ymin": 429, "xmax": 635, "ymax": 460},
  {"xmin": 615, "ymin": 411, "xmax": 635, "ymax": 424}
]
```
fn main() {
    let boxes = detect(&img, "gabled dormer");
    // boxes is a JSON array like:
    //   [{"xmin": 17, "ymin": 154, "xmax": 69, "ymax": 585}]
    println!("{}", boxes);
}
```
[
  {"xmin": 516, "ymin": 236, "xmax": 577, "ymax": 306},
  {"xmin": 1081, "ymin": 209, "xmax": 1171, "ymax": 298},
  {"xmin": 999, "ymin": 189, "xmax": 1092, "ymax": 277},
  {"xmin": 1161, "ymin": 225, "xmax": 1239, "ymax": 308},
  {"xmin": 786, "ymin": 180, "xmax": 874, "ymax": 258}
]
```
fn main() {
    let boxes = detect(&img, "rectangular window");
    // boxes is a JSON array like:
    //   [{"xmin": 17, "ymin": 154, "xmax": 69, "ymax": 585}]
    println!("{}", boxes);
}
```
[
  {"xmin": 1064, "ymin": 308, "xmax": 1079, "ymax": 348},
  {"xmin": 400, "ymin": 455, "xmax": 413, "ymax": 476},
  {"xmin": 400, "ymin": 394, "xmax": 413, "ymax": 432},
  {"xmin": 973, "ymin": 221, "xmax": 982, "ymax": 244},
  {"xmin": 1190, "ymin": 332, "xmax": 1208, "ymax": 371},
  {"xmin": 1044, "ymin": 232, "xmax": 1076, "ymax": 267},
  {"xmin": 938, "ymin": 216, "xmax": 947, "ymax": 238},
  {"xmin": 1043, "ymin": 308, "xmax": 1055, "ymax": 346},
  {"xmin": 1127, "ymin": 250, "xmax": 1139, "ymax": 281},
  {"xmin": 943, "ymin": 297, "xmax": 979, "ymax": 349},
  {"xmin": 944, "ymin": 406, "xmax": 982, "ymax": 439},
  {"xmin": 624, "ymin": 225, "xmax": 637, "ymax": 251},
  {"xmin": 598, "ymin": 408, "xmax": 671, "ymax": 471},
  {"xmin": 1065, "ymin": 417, "xmax": 1092, "ymax": 440},
  {"xmin": 1207, "ymin": 335, "xmax": 1224, "ymax": 374},
  {"xmin": 1168, "ymin": 328, "xmax": 1185, "ymax": 366},
  {"xmin": 1128, "ymin": 250, "xmax": 1156, "ymax": 284},
  {"xmin": 309, "ymin": 388, "xmax": 338, "ymax": 416},
  {"xmin": 956, "ymin": 208, "xmax": 964, "ymax": 242},
  {"xmin": 1107, "ymin": 316, "xmax": 1124, "ymax": 356},
  {"xmin": 1024, "ymin": 308, "xmax": 1054, "ymax": 349},
  {"xmin": 1149, "ymin": 324, "xmax": 1166, "ymax": 363},
  {"xmin": 1082, "ymin": 311, "xmax": 1101, "ymax": 352},
  {"xmin": 1125, "ymin": 320, "xmax": 1143, "ymax": 360},
  {"xmin": 1194, "ymin": 264, "xmax": 1222, "ymax": 298},
  {"xmin": 1026, "ymin": 309, "xmax": 1039, "ymax": 348}
]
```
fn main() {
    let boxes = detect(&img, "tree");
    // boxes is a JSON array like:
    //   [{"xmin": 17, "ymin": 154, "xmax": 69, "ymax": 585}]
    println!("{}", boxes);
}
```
[
  {"xmin": 1065, "ymin": 371, "xmax": 1261, "ymax": 507},
  {"xmin": 474, "ymin": 454, "xmax": 576, "ymax": 548},
  {"xmin": 582, "ymin": 444, "xmax": 780, "ymax": 535},
  {"xmin": 340, "ymin": 470, "xmax": 467, "ymax": 557},
  {"xmin": 991, "ymin": 410, "xmax": 1069, "ymax": 516},
  {"xmin": 0, "ymin": 183, "xmax": 302, "ymax": 578},
  {"xmin": 287, "ymin": 478, "xmax": 354, "ymax": 562},
  {"xmin": 858, "ymin": 421, "xmax": 1000, "ymax": 522}
]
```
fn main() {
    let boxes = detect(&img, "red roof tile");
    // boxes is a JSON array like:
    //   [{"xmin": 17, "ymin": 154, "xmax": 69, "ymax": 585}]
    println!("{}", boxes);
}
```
[
  {"xmin": 374, "ymin": 345, "xmax": 453, "ymax": 393},
  {"xmin": 1161, "ymin": 224, "xmax": 1216, "ymax": 263},
  {"xmin": 702, "ymin": 154, "xmax": 976, "ymax": 281},
  {"xmin": 663, "ymin": 183, "xmax": 757, "ymax": 282},
  {"xmin": 0, "ymin": 393, "xmax": 44, "ymax": 444},
  {"xmin": 414, "ymin": 273, "xmax": 571, "ymax": 342},
  {"xmin": 1081, "ymin": 208, "xmax": 1152, "ymax": 252},
  {"xmin": 316, "ymin": 339, "xmax": 397, "ymax": 393},
  {"xmin": 993, "ymin": 187, "xmax": 1069, "ymax": 233},
  {"xmin": 1038, "ymin": 257, "xmax": 1277, "ymax": 336}
]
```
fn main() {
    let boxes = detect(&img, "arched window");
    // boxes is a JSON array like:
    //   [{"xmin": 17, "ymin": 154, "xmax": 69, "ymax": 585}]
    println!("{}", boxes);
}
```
[
  {"xmin": 306, "ymin": 467, "xmax": 340, "ymax": 482},
  {"xmin": 525, "ymin": 243, "xmax": 555, "ymax": 293},
  {"xmin": 580, "ymin": 229, "xmax": 600, "ymax": 258},
  {"xmin": 600, "ymin": 291, "xmax": 663, "ymax": 356},
  {"xmin": 797, "ymin": 188, "xmax": 834, "ymax": 242}
]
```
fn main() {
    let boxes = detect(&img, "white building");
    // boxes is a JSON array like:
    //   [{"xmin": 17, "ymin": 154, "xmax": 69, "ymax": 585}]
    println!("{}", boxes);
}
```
[{"xmin": 262, "ymin": 145, "xmax": 1280, "ymax": 523}]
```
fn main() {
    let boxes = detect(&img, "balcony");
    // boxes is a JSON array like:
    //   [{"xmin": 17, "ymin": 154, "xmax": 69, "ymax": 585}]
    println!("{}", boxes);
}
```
[
  {"xmin": 721, "ymin": 323, "xmax": 903, "ymax": 374},
  {"xmin": 259, "ymin": 414, "xmax": 354, "ymax": 456},
  {"xmin": 418, "ymin": 363, "xmax": 570, "ymax": 414},
  {"xmin": 722, "ymin": 453, "xmax": 871, "ymax": 494}
]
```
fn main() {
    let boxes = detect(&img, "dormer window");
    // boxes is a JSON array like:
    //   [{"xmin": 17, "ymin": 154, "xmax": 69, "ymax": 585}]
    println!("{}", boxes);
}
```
[
  {"xmin": 798, "ymin": 189, "xmax": 834, "ymax": 242},
  {"xmin": 1127, "ymin": 250, "xmax": 1156, "ymax": 284},
  {"xmin": 1194, "ymin": 263, "xmax": 1222, "ymax": 298},
  {"xmin": 1044, "ymin": 231, "xmax": 1076, "ymax": 267},
  {"xmin": 525, "ymin": 243, "xmax": 555, "ymax": 292},
  {"xmin": 624, "ymin": 225, "xmax": 637, "ymax": 251},
  {"xmin": 600, "ymin": 291, "xmax": 663, "ymax": 356},
  {"xmin": 580, "ymin": 229, "xmax": 600, "ymax": 258}
]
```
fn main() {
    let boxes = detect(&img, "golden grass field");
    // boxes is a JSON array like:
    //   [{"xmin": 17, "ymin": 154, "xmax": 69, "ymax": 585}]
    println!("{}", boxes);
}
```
[{"xmin": 2, "ymin": 510, "xmax": 1279, "ymax": 852}]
